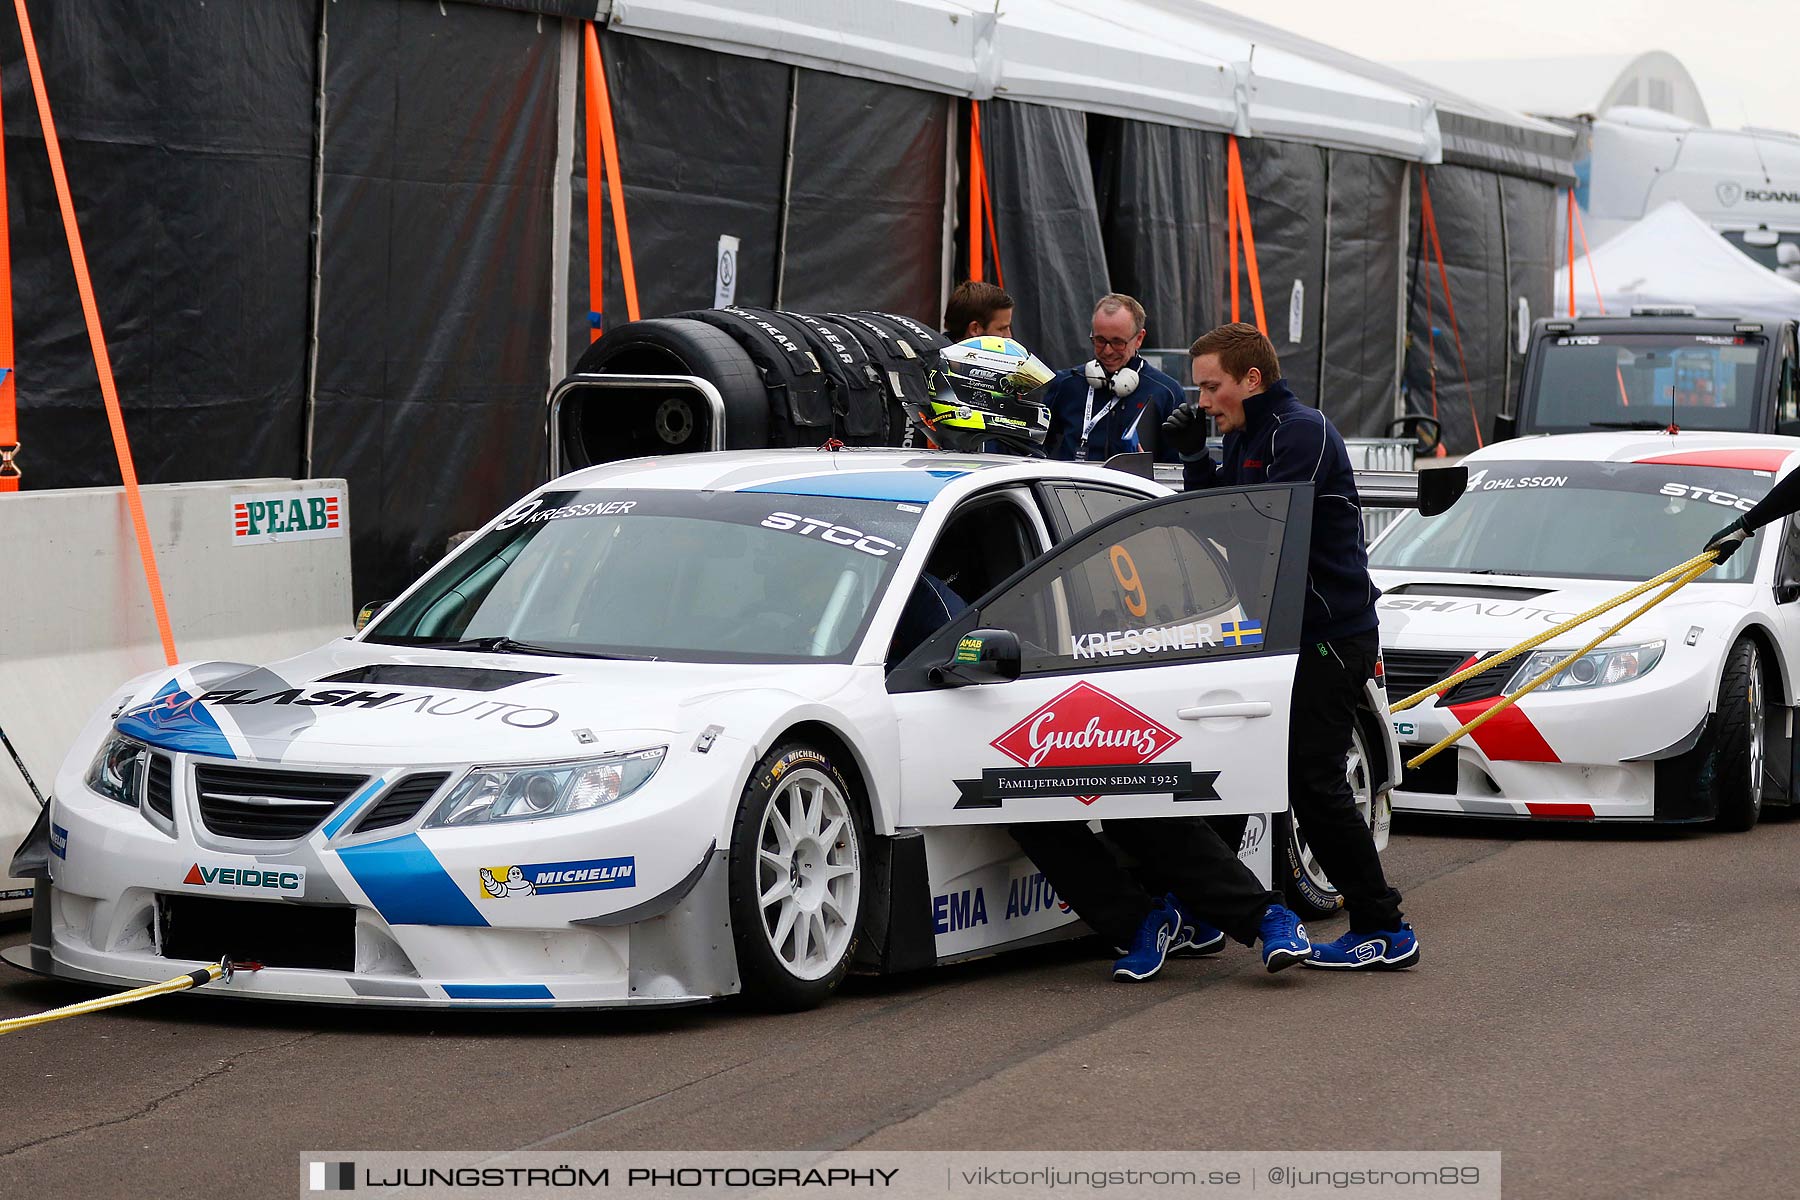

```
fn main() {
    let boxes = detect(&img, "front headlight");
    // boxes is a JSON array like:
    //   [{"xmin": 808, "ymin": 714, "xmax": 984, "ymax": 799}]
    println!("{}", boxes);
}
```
[
  {"xmin": 85, "ymin": 736, "xmax": 148, "ymax": 807},
  {"xmin": 1507, "ymin": 640, "xmax": 1664, "ymax": 693},
  {"xmin": 424, "ymin": 747, "xmax": 666, "ymax": 828}
]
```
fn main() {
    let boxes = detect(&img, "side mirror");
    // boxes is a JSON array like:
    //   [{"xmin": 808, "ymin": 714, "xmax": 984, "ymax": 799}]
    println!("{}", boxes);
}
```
[
  {"xmin": 1491, "ymin": 412, "xmax": 1517, "ymax": 441},
  {"xmin": 1417, "ymin": 465, "xmax": 1468, "ymax": 517},
  {"xmin": 929, "ymin": 629, "xmax": 1022, "ymax": 687},
  {"xmin": 355, "ymin": 600, "xmax": 392, "ymax": 632},
  {"xmin": 1775, "ymin": 583, "xmax": 1800, "ymax": 606}
]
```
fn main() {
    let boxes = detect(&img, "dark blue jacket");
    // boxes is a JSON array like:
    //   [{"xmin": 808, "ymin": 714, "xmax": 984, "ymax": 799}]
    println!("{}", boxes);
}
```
[
  {"xmin": 1181, "ymin": 380, "xmax": 1379, "ymax": 643},
  {"xmin": 1043, "ymin": 356, "xmax": 1185, "ymax": 463}
]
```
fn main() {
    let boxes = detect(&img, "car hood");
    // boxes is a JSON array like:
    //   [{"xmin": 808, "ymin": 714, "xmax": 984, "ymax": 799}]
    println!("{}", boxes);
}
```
[
  {"xmin": 112, "ymin": 640, "xmax": 853, "ymax": 767},
  {"xmin": 1369, "ymin": 570, "xmax": 1747, "ymax": 652}
]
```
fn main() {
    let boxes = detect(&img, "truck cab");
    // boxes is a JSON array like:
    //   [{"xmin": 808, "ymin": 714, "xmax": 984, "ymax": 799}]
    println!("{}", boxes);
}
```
[{"xmin": 1497, "ymin": 313, "xmax": 1800, "ymax": 441}]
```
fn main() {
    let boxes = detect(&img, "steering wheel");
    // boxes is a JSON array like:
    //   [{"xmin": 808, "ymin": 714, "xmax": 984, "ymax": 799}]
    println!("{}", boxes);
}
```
[{"xmin": 1387, "ymin": 414, "xmax": 1443, "ymax": 458}]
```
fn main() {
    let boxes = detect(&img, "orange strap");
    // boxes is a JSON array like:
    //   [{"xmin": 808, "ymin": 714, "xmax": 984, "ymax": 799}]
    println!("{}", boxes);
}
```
[
  {"xmin": 1418, "ymin": 168, "xmax": 1482, "ymax": 449},
  {"xmin": 1225, "ymin": 138, "xmax": 1267, "ymax": 334},
  {"xmin": 1419, "ymin": 205, "xmax": 1439, "ymax": 423},
  {"xmin": 1572, "ymin": 200, "xmax": 1605, "ymax": 315},
  {"xmin": 582, "ymin": 24, "xmax": 606, "ymax": 340},
  {"xmin": 1566, "ymin": 188, "xmax": 1577, "ymax": 318},
  {"xmin": 585, "ymin": 26, "xmax": 639, "ymax": 323},
  {"xmin": 0, "ymin": 58, "xmax": 14, "ymax": 492},
  {"xmin": 967, "ymin": 102, "xmax": 1002, "ymax": 288},
  {"xmin": 15, "ymin": 0, "xmax": 176, "ymax": 664},
  {"xmin": 968, "ymin": 102, "xmax": 983, "ymax": 283}
]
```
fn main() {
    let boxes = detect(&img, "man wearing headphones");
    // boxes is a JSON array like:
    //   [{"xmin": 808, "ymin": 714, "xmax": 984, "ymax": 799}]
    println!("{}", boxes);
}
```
[{"xmin": 1043, "ymin": 294, "xmax": 1185, "ymax": 462}]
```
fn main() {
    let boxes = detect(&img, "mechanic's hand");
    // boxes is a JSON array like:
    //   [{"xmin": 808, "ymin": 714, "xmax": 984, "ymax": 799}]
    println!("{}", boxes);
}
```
[
  {"xmin": 1161, "ymin": 402, "xmax": 1209, "ymax": 457},
  {"xmin": 1704, "ymin": 516, "xmax": 1752, "ymax": 563}
]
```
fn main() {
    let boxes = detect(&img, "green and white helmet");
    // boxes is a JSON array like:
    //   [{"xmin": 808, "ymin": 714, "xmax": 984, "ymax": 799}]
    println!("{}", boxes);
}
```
[{"xmin": 912, "ymin": 335, "xmax": 1054, "ymax": 455}]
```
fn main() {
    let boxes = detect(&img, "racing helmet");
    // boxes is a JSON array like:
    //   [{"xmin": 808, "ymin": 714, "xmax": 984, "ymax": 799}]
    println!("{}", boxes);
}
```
[{"xmin": 910, "ymin": 335, "xmax": 1054, "ymax": 455}]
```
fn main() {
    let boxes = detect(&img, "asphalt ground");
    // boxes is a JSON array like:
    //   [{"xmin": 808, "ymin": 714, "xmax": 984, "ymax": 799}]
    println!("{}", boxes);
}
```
[{"xmin": 3, "ymin": 813, "xmax": 1796, "ymax": 1199}]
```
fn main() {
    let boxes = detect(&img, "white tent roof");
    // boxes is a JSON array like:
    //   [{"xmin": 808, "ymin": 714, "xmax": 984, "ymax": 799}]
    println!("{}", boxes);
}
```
[
  {"xmin": 1555, "ymin": 201, "xmax": 1800, "ymax": 324},
  {"xmin": 601, "ymin": 0, "xmax": 1442, "ymax": 159}
]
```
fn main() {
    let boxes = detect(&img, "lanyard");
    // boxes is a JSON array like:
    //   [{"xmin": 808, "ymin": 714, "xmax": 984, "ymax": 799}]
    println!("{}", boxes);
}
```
[{"xmin": 1077, "ymin": 386, "xmax": 1121, "ymax": 459}]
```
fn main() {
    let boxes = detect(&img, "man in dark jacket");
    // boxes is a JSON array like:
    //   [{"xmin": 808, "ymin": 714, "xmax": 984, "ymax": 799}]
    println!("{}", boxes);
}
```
[
  {"xmin": 1163, "ymin": 322, "xmax": 1418, "ymax": 971},
  {"xmin": 1043, "ymin": 294, "xmax": 1186, "ymax": 462}
]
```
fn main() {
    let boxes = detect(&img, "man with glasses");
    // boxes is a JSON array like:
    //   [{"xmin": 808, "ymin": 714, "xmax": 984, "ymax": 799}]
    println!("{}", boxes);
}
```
[{"xmin": 1042, "ymin": 294, "xmax": 1185, "ymax": 462}]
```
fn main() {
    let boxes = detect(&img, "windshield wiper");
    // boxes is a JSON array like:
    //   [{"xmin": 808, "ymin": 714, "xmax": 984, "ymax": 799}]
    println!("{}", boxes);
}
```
[
  {"xmin": 1587, "ymin": 420, "xmax": 1669, "ymax": 430},
  {"xmin": 1465, "ymin": 569, "xmax": 1533, "ymax": 576},
  {"xmin": 413, "ymin": 636, "xmax": 654, "ymax": 660}
]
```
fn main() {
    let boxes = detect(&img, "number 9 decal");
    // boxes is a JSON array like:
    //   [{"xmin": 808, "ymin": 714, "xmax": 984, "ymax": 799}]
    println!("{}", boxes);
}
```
[{"xmin": 1110, "ymin": 544, "xmax": 1148, "ymax": 618}]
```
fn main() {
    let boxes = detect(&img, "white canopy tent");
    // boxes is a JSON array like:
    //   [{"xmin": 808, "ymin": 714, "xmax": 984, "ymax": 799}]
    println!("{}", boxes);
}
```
[
  {"xmin": 600, "ymin": 0, "xmax": 1443, "ymax": 160},
  {"xmin": 1555, "ymin": 201, "xmax": 1800, "ymax": 324}
]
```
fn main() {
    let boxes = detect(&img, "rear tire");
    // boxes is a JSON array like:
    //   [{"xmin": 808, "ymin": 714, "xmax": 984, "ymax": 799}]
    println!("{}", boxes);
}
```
[
  {"xmin": 1706, "ymin": 638, "xmax": 1767, "ymax": 832},
  {"xmin": 727, "ymin": 743, "xmax": 867, "ymax": 1011},
  {"xmin": 1279, "ymin": 720, "xmax": 1385, "ymax": 918}
]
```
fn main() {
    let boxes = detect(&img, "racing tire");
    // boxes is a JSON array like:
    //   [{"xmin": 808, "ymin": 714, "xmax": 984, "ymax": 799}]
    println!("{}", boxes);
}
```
[
  {"xmin": 561, "ymin": 317, "xmax": 770, "ymax": 468},
  {"xmin": 1278, "ymin": 720, "xmax": 1387, "ymax": 918},
  {"xmin": 727, "ymin": 742, "xmax": 869, "ymax": 1011},
  {"xmin": 1704, "ymin": 638, "xmax": 1768, "ymax": 832}
]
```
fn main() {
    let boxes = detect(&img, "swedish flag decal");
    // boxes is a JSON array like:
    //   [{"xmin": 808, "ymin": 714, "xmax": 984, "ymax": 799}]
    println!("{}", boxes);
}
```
[{"xmin": 1220, "ymin": 619, "xmax": 1265, "ymax": 647}]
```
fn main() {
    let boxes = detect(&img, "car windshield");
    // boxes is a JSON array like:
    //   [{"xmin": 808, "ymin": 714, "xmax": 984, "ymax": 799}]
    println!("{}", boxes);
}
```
[
  {"xmin": 1369, "ymin": 460, "xmax": 1773, "ymax": 583},
  {"xmin": 1527, "ymin": 333, "xmax": 1768, "ymax": 433},
  {"xmin": 367, "ymin": 488, "xmax": 924, "ymax": 663}
]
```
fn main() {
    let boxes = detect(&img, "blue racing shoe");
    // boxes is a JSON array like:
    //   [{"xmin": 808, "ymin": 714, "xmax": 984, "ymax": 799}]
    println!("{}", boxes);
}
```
[
  {"xmin": 1165, "ymin": 893, "xmax": 1226, "ymax": 957},
  {"xmin": 1302, "ymin": 923, "xmax": 1420, "ymax": 971},
  {"xmin": 1258, "ymin": 904, "xmax": 1311, "ymax": 973},
  {"xmin": 1112, "ymin": 901, "xmax": 1180, "ymax": 982}
]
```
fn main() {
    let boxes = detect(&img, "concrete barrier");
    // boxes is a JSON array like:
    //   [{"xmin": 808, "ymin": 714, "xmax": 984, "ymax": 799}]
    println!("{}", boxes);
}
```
[{"xmin": 0, "ymin": 478, "xmax": 353, "ymax": 912}]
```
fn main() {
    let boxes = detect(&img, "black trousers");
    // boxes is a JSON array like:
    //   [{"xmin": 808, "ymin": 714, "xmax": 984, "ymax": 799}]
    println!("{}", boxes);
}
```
[
  {"xmin": 1212, "ymin": 627, "xmax": 1405, "ymax": 933},
  {"xmin": 1009, "ymin": 817, "xmax": 1278, "ymax": 949}
]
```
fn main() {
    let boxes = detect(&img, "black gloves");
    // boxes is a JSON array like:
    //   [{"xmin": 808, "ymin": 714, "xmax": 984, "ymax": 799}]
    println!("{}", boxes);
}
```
[
  {"xmin": 1161, "ymin": 402, "xmax": 1209, "ymax": 457},
  {"xmin": 1704, "ymin": 516, "xmax": 1752, "ymax": 563}
]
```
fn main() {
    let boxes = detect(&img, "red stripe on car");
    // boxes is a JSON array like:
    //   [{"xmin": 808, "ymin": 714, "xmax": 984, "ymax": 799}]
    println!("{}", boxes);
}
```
[
  {"xmin": 1524, "ymin": 802, "xmax": 1595, "ymax": 819},
  {"xmin": 1447, "ymin": 697, "xmax": 1560, "ymax": 763},
  {"xmin": 1633, "ymin": 449, "xmax": 1793, "ymax": 472}
]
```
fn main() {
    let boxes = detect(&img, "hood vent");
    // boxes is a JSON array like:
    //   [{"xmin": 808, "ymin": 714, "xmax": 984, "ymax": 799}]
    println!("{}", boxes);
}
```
[
  {"xmin": 317, "ymin": 664, "xmax": 554, "ymax": 691},
  {"xmin": 1382, "ymin": 583, "xmax": 1552, "ymax": 602}
]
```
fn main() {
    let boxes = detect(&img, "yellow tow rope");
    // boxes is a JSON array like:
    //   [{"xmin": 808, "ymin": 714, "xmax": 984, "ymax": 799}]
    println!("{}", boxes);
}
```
[
  {"xmin": 1391, "ymin": 549, "xmax": 1722, "ymax": 770},
  {"xmin": 0, "ymin": 957, "xmax": 258, "ymax": 1035}
]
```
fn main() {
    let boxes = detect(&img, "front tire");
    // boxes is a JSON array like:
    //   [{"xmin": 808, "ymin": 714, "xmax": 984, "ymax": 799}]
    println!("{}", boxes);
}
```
[
  {"xmin": 727, "ymin": 743, "xmax": 867, "ymax": 1010},
  {"xmin": 1279, "ymin": 720, "xmax": 1387, "ymax": 918},
  {"xmin": 1706, "ymin": 638, "xmax": 1767, "ymax": 832}
]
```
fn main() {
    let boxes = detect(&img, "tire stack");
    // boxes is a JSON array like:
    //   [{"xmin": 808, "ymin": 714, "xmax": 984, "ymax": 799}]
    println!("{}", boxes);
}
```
[{"xmin": 560, "ymin": 307, "xmax": 950, "ymax": 470}]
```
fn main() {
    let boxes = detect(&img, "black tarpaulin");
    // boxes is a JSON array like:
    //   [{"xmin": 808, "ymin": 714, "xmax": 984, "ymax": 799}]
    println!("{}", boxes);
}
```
[
  {"xmin": 1440, "ymin": 110, "xmax": 1577, "ymax": 189},
  {"xmin": 780, "ymin": 70, "xmax": 947, "ymax": 323},
  {"xmin": 1236, "ymin": 138, "xmax": 1326, "ymax": 406},
  {"xmin": 1404, "ymin": 164, "xmax": 1508, "ymax": 454},
  {"xmin": 1, "ymin": 0, "xmax": 314, "ymax": 488},
  {"xmin": 979, "ymin": 100, "xmax": 1110, "ymax": 370},
  {"xmin": 1500, "ymin": 175, "xmax": 1558, "ymax": 404},
  {"xmin": 1321, "ymin": 151, "xmax": 1405, "ymax": 437},
  {"xmin": 312, "ymin": 0, "xmax": 559, "ymax": 603},
  {"xmin": 1090, "ymin": 117, "xmax": 1226, "ymax": 352},
  {"xmin": 566, "ymin": 31, "xmax": 789, "ymax": 367}
]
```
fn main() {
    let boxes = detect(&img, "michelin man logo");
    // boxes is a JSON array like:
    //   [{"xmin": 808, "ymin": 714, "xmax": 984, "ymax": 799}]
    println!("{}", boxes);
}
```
[{"xmin": 479, "ymin": 866, "xmax": 536, "ymax": 898}]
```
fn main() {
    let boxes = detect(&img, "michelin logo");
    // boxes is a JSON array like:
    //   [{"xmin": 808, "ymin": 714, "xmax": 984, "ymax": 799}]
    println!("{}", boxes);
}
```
[{"xmin": 478, "ymin": 856, "xmax": 636, "ymax": 898}]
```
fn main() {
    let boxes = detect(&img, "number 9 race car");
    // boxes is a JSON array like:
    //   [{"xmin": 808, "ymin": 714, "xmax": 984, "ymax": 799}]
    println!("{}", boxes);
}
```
[
  {"xmin": 8, "ymin": 449, "xmax": 1398, "ymax": 1010},
  {"xmin": 1370, "ymin": 431, "xmax": 1800, "ymax": 829}
]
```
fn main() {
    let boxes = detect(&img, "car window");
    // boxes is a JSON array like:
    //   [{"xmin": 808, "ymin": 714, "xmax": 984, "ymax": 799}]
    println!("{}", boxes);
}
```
[
  {"xmin": 368, "ymin": 489, "xmax": 922, "ymax": 663},
  {"xmin": 1045, "ymin": 484, "xmax": 1149, "ymax": 537},
  {"xmin": 979, "ymin": 489, "xmax": 1293, "ymax": 675}
]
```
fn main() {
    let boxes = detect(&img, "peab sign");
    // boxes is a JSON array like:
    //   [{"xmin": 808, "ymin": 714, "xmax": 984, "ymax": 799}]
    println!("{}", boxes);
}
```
[{"xmin": 232, "ymin": 488, "xmax": 346, "ymax": 545}]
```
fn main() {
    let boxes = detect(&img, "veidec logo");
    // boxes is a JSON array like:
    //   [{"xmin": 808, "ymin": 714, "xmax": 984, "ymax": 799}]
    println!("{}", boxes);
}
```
[
  {"xmin": 991, "ymin": 681, "xmax": 1179, "ymax": 801},
  {"xmin": 232, "ymin": 489, "xmax": 345, "ymax": 545},
  {"xmin": 181, "ymin": 862, "xmax": 306, "ymax": 896}
]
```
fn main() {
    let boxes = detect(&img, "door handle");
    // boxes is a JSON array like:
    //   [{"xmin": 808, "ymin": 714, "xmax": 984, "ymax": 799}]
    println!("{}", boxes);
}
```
[{"xmin": 1177, "ymin": 702, "xmax": 1273, "ymax": 720}]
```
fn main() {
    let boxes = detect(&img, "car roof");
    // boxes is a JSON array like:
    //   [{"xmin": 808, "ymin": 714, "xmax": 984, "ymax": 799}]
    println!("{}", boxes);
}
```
[
  {"xmin": 1464, "ymin": 431, "xmax": 1800, "ymax": 476},
  {"xmin": 544, "ymin": 449, "xmax": 1166, "ymax": 505}
]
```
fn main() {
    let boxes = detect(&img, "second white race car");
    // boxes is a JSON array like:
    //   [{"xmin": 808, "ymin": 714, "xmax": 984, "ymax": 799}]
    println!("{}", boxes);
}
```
[
  {"xmin": 1370, "ymin": 431, "xmax": 1800, "ymax": 828},
  {"xmin": 9, "ymin": 449, "xmax": 1397, "ymax": 1009}
]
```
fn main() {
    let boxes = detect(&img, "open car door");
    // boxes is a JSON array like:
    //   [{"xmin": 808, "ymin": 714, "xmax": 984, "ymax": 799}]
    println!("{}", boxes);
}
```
[{"xmin": 886, "ymin": 484, "xmax": 1313, "ymax": 827}]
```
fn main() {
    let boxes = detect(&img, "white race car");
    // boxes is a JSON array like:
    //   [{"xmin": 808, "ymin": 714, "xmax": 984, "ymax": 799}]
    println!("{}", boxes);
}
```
[
  {"xmin": 1370, "ymin": 431, "xmax": 1800, "ymax": 828},
  {"xmin": 8, "ymin": 450, "xmax": 1397, "ymax": 1009}
]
